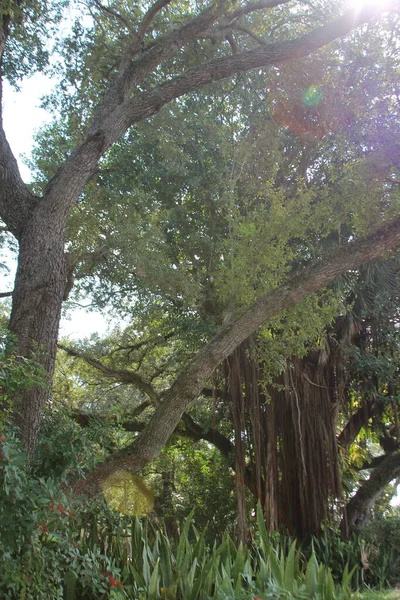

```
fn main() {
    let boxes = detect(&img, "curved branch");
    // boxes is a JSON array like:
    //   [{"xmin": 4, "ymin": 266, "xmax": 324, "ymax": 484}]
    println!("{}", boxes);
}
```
[
  {"xmin": 227, "ymin": 0, "xmax": 291, "ymax": 22},
  {"xmin": 92, "ymin": 0, "xmax": 134, "ymax": 31},
  {"xmin": 342, "ymin": 450, "xmax": 400, "ymax": 537},
  {"xmin": 123, "ymin": 4, "xmax": 393, "ymax": 128},
  {"xmin": 338, "ymin": 402, "xmax": 376, "ymax": 452},
  {"xmin": 72, "ymin": 216, "xmax": 400, "ymax": 497},
  {"xmin": 58, "ymin": 344, "xmax": 160, "ymax": 405},
  {"xmin": 44, "ymin": 2, "xmax": 393, "ymax": 219},
  {"xmin": 138, "ymin": 0, "xmax": 173, "ymax": 42}
]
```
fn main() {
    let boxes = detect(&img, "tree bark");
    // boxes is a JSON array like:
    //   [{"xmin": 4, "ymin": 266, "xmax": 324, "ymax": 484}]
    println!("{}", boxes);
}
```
[{"xmin": 9, "ymin": 204, "xmax": 67, "ymax": 457}]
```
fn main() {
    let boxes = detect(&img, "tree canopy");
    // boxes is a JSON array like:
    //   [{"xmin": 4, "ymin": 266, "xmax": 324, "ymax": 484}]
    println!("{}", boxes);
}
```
[{"xmin": 0, "ymin": 0, "xmax": 400, "ymax": 536}]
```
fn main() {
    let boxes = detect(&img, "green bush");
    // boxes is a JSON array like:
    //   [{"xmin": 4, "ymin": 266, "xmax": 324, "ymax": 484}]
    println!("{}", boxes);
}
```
[
  {"xmin": 74, "ymin": 502, "xmax": 355, "ymax": 600},
  {"xmin": 0, "ymin": 425, "xmax": 122, "ymax": 599},
  {"xmin": 360, "ymin": 516, "xmax": 400, "ymax": 587},
  {"xmin": 310, "ymin": 518, "xmax": 400, "ymax": 590}
]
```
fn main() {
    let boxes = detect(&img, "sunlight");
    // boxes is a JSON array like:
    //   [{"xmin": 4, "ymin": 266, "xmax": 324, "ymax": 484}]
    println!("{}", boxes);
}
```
[{"xmin": 347, "ymin": 0, "xmax": 392, "ymax": 10}]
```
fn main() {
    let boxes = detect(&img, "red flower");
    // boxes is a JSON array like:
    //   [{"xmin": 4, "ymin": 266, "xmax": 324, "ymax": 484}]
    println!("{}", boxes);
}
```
[
  {"xmin": 0, "ymin": 436, "xmax": 5, "ymax": 441},
  {"xmin": 50, "ymin": 503, "xmax": 55, "ymax": 511},
  {"xmin": 57, "ymin": 505, "xmax": 64, "ymax": 513},
  {"xmin": 108, "ymin": 577, "xmax": 117, "ymax": 587}
]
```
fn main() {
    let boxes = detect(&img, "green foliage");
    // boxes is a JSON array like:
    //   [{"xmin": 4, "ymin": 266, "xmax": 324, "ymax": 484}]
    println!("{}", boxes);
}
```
[
  {"xmin": 74, "ymin": 505, "xmax": 355, "ymax": 600},
  {"xmin": 2, "ymin": 0, "xmax": 68, "ymax": 85},
  {"xmin": 151, "ymin": 441, "xmax": 237, "ymax": 539},
  {"xmin": 32, "ymin": 405, "xmax": 124, "ymax": 482},
  {"xmin": 0, "ymin": 436, "xmax": 359, "ymax": 600},
  {"xmin": 360, "ymin": 517, "xmax": 400, "ymax": 587},
  {"xmin": 310, "ymin": 521, "xmax": 400, "ymax": 590},
  {"xmin": 0, "ymin": 327, "xmax": 46, "ymax": 417},
  {"xmin": 0, "ymin": 425, "xmax": 121, "ymax": 599}
]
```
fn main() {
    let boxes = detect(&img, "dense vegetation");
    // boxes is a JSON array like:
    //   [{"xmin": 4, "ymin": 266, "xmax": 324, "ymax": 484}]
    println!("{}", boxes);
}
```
[{"xmin": 1, "ymin": 0, "xmax": 400, "ymax": 597}]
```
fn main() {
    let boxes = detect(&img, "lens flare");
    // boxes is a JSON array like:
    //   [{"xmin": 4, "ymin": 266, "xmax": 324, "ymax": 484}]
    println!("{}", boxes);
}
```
[{"xmin": 102, "ymin": 471, "xmax": 154, "ymax": 516}]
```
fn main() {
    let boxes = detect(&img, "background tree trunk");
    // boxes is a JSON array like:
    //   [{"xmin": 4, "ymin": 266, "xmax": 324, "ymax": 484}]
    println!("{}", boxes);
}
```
[{"xmin": 341, "ymin": 450, "xmax": 400, "ymax": 537}]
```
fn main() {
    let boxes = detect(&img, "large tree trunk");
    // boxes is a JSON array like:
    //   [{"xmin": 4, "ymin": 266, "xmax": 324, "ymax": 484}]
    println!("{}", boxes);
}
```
[
  {"xmin": 9, "ymin": 205, "xmax": 67, "ymax": 457},
  {"xmin": 268, "ymin": 354, "xmax": 342, "ymax": 539}
]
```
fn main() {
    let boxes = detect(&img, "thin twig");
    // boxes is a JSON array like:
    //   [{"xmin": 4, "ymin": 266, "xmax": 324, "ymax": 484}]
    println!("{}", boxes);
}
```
[{"xmin": 92, "ymin": 0, "xmax": 134, "ymax": 31}]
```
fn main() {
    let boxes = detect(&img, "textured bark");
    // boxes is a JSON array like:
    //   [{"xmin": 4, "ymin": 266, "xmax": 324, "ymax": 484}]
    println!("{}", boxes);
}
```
[
  {"xmin": 0, "ymin": 0, "xmax": 399, "ymax": 456},
  {"xmin": 9, "ymin": 204, "xmax": 67, "ymax": 457},
  {"xmin": 342, "ymin": 450, "xmax": 400, "ymax": 537},
  {"xmin": 73, "ymin": 217, "xmax": 400, "ymax": 497},
  {"xmin": 338, "ymin": 402, "xmax": 376, "ymax": 452}
]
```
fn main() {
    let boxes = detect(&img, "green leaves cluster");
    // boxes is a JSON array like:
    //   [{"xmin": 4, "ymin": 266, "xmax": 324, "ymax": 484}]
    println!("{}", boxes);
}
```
[{"xmin": 0, "ymin": 326, "xmax": 45, "ymax": 415}]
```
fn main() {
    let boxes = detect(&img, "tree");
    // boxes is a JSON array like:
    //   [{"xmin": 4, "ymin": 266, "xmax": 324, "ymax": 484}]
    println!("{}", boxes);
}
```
[
  {"xmin": 59, "ymin": 256, "xmax": 400, "ymax": 537},
  {"xmin": 1, "ymin": 0, "xmax": 400, "ymax": 467}
]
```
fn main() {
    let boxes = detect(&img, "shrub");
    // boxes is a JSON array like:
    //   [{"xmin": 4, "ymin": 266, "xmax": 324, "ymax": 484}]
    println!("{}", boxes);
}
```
[{"xmin": 0, "ymin": 425, "xmax": 122, "ymax": 599}]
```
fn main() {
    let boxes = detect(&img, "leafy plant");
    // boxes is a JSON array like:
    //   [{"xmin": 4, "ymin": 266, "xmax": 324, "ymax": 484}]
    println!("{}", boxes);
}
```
[{"xmin": 0, "ymin": 425, "xmax": 122, "ymax": 599}]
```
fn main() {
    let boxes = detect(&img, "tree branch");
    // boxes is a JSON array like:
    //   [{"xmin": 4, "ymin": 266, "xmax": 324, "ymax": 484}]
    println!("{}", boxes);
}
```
[
  {"xmin": 92, "ymin": 0, "xmax": 134, "ymax": 32},
  {"xmin": 72, "ymin": 216, "xmax": 400, "ymax": 496},
  {"xmin": 227, "ymin": 0, "xmax": 291, "ymax": 22},
  {"xmin": 123, "ymin": 3, "xmax": 395, "ymax": 128},
  {"xmin": 338, "ymin": 402, "xmax": 376, "ymax": 452},
  {"xmin": 35, "ymin": 2, "xmax": 396, "ymax": 233},
  {"xmin": 58, "ymin": 344, "xmax": 161, "ymax": 405},
  {"xmin": 110, "ymin": 332, "xmax": 175, "ymax": 357},
  {"xmin": 138, "ymin": 0, "xmax": 173, "ymax": 44},
  {"xmin": 0, "ymin": 290, "xmax": 13, "ymax": 298},
  {"xmin": 342, "ymin": 450, "xmax": 400, "ymax": 537}
]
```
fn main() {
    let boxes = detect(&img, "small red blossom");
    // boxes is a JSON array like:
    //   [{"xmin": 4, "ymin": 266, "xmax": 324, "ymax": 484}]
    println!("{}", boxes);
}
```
[
  {"xmin": 108, "ymin": 577, "xmax": 117, "ymax": 587},
  {"xmin": 0, "ymin": 436, "xmax": 6, "ymax": 441},
  {"xmin": 50, "ymin": 503, "xmax": 55, "ymax": 511},
  {"xmin": 57, "ymin": 505, "xmax": 64, "ymax": 513}
]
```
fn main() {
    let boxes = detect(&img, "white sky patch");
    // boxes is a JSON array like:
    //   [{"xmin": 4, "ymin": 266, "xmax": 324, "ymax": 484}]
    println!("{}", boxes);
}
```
[{"xmin": 2, "ymin": 76, "xmax": 54, "ymax": 182}]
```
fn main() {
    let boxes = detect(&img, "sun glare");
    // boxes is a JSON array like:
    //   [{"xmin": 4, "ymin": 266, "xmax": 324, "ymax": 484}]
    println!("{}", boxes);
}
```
[{"xmin": 348, "ymin": 0, "xmax": 391, "ymax": 10}]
